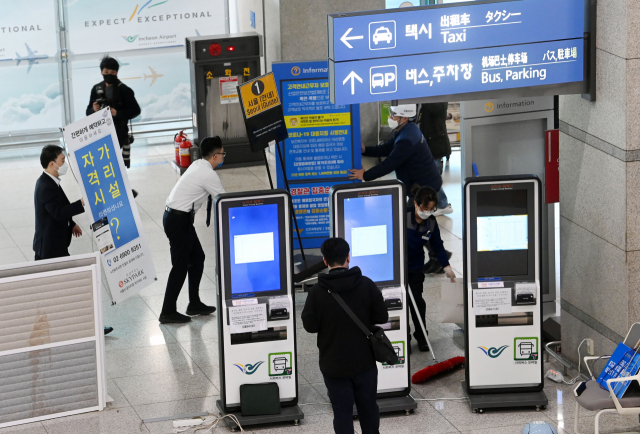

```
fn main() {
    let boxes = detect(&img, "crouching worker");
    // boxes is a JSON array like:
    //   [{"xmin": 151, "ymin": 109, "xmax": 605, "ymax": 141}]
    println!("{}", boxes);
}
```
[
  {"xmin": 302, "ymin": 237, "xmax": 388, "ymax": 434},
  {"xmin": 407, "ymin": 184, "xmax": 456, "ymax": 352}
]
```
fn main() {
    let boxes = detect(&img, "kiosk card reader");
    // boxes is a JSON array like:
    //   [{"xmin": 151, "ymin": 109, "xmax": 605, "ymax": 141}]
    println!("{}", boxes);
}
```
[
  {"xmin": 215, "ymin": 190, "xmax": 303, "ymax": 427},
  {"xmin": 330, "ymin": 180, "xmax": 417, "ymax": 415},
  {"xmin": 464, "ymin": 175, "xmax": 547, "ymax": 412}
]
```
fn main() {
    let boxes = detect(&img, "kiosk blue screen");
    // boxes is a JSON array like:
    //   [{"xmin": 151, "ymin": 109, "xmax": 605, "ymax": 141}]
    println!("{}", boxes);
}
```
[
  {"xmin": 228, "ymin": 204, "xmax": 281, "ymax": 295},
  {"xmin": 344, "ymin": 195, "xmax": 394, "ymax": 282}
]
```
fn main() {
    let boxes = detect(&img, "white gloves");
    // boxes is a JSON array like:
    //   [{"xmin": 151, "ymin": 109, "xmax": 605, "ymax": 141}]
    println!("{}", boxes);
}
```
[{"xmin": 444, "ymin": 266, "xmax": 456, "ymax": 283}]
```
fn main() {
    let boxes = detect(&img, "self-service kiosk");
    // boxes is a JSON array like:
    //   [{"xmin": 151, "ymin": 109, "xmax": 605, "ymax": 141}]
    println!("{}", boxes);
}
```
[
  {"xmin": 330, "ymin": 180, "xmax": 418, "ymax": 414},
  {"xmin": 215, "ymin": 190, "xmax": 303, "ymax": 427},
  {"xmin": 464, "ymin": 175, "xmax": 547, "ymax": 413}
]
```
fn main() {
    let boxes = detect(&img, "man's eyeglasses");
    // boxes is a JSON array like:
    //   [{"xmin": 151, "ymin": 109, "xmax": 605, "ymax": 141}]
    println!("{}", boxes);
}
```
[{"xmin": 215, "ymin": 152, "xmax": 227, "ymax": 157}]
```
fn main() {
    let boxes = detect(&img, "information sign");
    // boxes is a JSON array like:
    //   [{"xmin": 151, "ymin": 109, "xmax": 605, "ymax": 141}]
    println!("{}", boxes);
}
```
[
  {"xmin": 328, "ymin": 0, "xmax": 585, "ymax": 62},
  {"xmin": 272, "ymin": 60, "xmax": 362, "ymax": 248},
  {"xmin": 237, "ymin": 72, "xmax": 288, "ymax": 151},
  {"xmin": 63, "ymin": 108, "xmax": 157, "ymax": 304},
  {"xmin": 331, "ymin": 39, "xmax": 584, "ymax": 105}
]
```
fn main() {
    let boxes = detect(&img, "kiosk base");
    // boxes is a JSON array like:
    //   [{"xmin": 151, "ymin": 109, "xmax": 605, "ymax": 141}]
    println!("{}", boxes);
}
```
[
  {"xmin": 353, "ymin": 395, "xmax": 417, "ymax": 417},
  {"xmin": 463, "ymin": 382, "xmax": 548, "ymax": 413},
  {"xmin": 215, "ymin": 400, "xmax": 304, "ymax": 431}
]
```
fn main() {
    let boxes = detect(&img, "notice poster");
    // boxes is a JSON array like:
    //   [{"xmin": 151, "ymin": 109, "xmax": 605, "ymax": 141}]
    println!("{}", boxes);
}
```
[
  {"xmin": 229, "ymin": 304, "xmax": 268, "ymax": 334},
  {"xmin": 272, "ymin": 60, "xmax": 362, "ymax": 248},
  {"xmin": 63, "ymin": 108, "xmax": 157, "ymax": 304},
  {"xmin": 220, "ymin": 76, "xmax": 239, "ymax": 104},
  {"xmin": 65, "ymin": 0, "xmax": 226, "ymax": 55}
]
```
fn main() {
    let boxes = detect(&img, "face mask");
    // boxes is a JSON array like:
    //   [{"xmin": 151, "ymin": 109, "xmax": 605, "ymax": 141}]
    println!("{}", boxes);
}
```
[
  {"xmin": 388, "ymin": 117, "xmax": 398, "ymax": 129},
  {"xmin": 217, "ymin": 157, "xmax": 224, "ymax": 168},
  {"xmin": 55, "ymin": 161, "xmax": 68, "ymax": 176},
  {"xmin": 103, "ymin": 74, "xmax": 117, "ymax": 85}
]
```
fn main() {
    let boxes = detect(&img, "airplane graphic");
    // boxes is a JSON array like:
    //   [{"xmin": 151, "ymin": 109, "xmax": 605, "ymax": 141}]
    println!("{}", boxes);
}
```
[
  {"xmin": 15, "ymin": 44, "xmax": 48, "ymax": 73},
  {"xmin": 143, "ymin": 66, "xmax": 163, "ymax": 86}
]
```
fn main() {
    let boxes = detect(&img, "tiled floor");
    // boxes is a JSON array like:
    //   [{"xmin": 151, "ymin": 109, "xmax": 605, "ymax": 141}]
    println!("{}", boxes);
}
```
[{"xmin": 0, "ymin": 146, "xmax": 633, "ymax": 433}]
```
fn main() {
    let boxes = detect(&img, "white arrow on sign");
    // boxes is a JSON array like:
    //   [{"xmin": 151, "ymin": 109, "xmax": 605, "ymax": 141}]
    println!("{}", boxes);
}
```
[
  {"xmin": 340, "ymin": 28, "xmax": 364, "ymax": 49},
  {"xmin": 343, "ymin": 71, "xmax": 363, "ymax": 95}
]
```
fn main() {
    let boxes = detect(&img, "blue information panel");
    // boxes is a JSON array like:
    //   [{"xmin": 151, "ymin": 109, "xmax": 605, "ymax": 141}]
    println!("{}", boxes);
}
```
[
  {"xmin": 74, "ymin": 134, "xmax": 139, "ymax": 249},
  {"xmin": 273, "ymin": 60, "xmax": 362, "ymax": 248},
  {"xmin": 329, "ymin": 0, "xmax": 585, "ymax": 62},
  {"xmin": 331, "ymin": 39, "xmax": 584, "ymax": 105},
  {"xmin": 290, "ymin": 182, "xmax": 332, "ymax": 249}
]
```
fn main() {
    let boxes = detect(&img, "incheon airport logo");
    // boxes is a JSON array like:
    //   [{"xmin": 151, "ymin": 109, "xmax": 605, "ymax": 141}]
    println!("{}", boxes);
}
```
[
  {"xmin": 122, "ymin": 35, "xmax": 139, "ymax": 43},
  {"xmin": 478, "ymin": 345, "xmax": 509, "ymax": 358},
  {"xmin": 233, "ymin": 361, "xmax": 264, "ymax": 375}
]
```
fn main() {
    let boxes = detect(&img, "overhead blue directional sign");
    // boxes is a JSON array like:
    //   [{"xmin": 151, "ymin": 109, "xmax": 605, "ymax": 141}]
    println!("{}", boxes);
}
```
[
  {"xmin": 330, "ymin": 39, "xmax": 584, "ymax": 105},
  {"xmin": 328, "ymin": 0, "xmax": 585, "ymax": 62}
]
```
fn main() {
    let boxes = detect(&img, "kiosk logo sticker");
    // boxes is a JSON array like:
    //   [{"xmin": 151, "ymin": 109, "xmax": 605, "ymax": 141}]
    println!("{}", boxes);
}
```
[
  {"xmin": 514, "ymin": 337, "xmax": 539, "ymax": 363},
  {"xmin": 268, "ymin": 352, "xmax": 293, "ymax": 377},
  {"xmin": 233, "ymin": 361, "xmax": 264, "ymax": 375},
  {"xmin": 384, "ymin": 342, "xmax": 405, "ymax": 366},
  {"xmin": 478, "ymin": 345, "xmax": 509, "ymax": 358}
]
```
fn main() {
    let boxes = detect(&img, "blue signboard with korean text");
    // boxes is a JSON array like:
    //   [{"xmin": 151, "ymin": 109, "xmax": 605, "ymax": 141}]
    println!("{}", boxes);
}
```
[
  {"xmin": 331, "ymin": 39, "xmax": 584, "ymax": 105},
  {"xmin": 272, "ymin": 60, "xmax": 361, "ymax": 248},
  {"xmin": 329, "ymin": 0, "xmax": 585, "ymax": 62},
  {"xmin": 74, "ymin": 134, "xmax": 139, "ymax": 248},
  {"xmin": 328, "ymin": 0, "xmax": 588, "ymax": 104},
  {"xmin": 64, "ymin": 108, "xmax": 157, "ymax": 305}
]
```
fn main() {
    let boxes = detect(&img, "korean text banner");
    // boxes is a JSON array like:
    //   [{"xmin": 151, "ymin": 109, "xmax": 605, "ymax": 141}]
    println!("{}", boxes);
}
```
[
  {"xmin": 272, "ymin": 60, "xmax": 361, "ymax": 249},
  {"xmin": 63, "ymin": 109, "xmax": 157, "ymax": 304},
  {"xmin": 329, "ymin": 0, "xmax": 585, "ymax": 62},
  {"xmin": 0, "ymin": 0, "xmax": 59, "ymax": 61},
  {"xmin": 331, "ymin": 39, "xmax": 584, "ymax": 105},
  {"xmin": 65, "ymin": 0, "xmax": 227, "ymax": 55}
]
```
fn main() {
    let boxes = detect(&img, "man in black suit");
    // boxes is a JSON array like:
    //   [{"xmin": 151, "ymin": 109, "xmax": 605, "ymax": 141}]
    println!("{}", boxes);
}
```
[
  {"xmin": 33, "ymin": 145, "xmax": 114, "ymax": 336},
  {"xmin": 33, "ymin": 145, "xmax": 85, "ymax": 260}
]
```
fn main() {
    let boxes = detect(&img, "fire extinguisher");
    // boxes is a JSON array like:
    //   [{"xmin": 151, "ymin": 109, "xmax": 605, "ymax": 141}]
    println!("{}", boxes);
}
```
[
  {"xmin": 174, "ymin": 131, "xmax": 186, "ymax": 165},
  {"xmin": 179, "ymin": 135, "xmax": 193, "ymax": 168}
]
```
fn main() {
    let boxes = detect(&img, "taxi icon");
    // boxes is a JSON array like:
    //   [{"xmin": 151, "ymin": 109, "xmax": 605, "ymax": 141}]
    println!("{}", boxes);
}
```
[
  {"xmin": 372, "ymin": 27, "xmax": 393, "ymax": 45},
  {"xmin": 371, "ymin": 73, "xmax": 385, "ymax": 88}
]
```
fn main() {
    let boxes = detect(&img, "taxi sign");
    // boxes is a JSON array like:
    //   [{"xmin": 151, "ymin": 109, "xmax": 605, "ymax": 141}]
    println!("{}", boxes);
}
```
[{"xmin": 239, "ymin": 72, "xmax": 281, "ymax": 119}]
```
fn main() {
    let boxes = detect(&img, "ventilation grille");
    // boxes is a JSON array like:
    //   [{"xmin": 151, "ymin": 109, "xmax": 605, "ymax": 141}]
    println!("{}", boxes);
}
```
[
  {"xmin": 0, "ymin": 271, "xmax": 95, "ymax": 354},
  {"xmin": 186, "ymin": 40, "xmax": 192, "ymax": 59},
  {"xmin": 0, "ymin": 341, "xmax": 99, "ymax": 424}
]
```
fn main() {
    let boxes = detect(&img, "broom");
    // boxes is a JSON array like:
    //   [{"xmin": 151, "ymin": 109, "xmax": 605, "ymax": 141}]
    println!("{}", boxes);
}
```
[
  {"xmin": 412, "ymin": 356, "xmax": 465, "ymax": 384},
  {"xmin": 405, "ymin": 282, "xmax": 465, "ymax": 384}
]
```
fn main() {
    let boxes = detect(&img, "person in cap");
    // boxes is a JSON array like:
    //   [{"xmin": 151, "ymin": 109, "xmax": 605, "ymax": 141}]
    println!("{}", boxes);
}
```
[
  {"xmin": 348, "ymin": 104, "xmax": 452, "ymax": 215},
  {"xmin": 159, "ymin": 137, "xmax": 226, "ymax": 324}
]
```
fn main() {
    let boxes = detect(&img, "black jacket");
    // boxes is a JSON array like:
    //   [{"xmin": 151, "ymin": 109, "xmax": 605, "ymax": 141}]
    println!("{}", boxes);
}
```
[
  {"xmin": 418, "ymin": 103, "xmax": 451, "ymax": 160},
  {"xmin": 86, "ymin": 80, "xmax": 141, "ymax": 141},
  {"xmin": 363, "ymin": 121, "xmax": 442, "ymax": 193},
  {"xmin": 33, "ymin": 173, "xmax": 85, "ymax": 259},
  {"xmin": 406, "ymin": 206, "xmax": 449, "ymax": 272},
  {"xmin": 302, "ymin": 267, "xmax": 388, "ymax": 379}
]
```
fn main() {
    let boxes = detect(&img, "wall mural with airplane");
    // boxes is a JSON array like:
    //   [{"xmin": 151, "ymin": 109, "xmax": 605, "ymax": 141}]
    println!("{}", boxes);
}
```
[
  {"xmin": 0, "ymin": 0, "xmax": 62, "ymax": 133},
  {"xmin": 69, "ymin": 46, "xmax": 190, "ymax": 122}
]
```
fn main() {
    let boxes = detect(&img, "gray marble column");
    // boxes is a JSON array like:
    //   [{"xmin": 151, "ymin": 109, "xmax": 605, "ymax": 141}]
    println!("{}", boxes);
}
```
[
  {"xmin": 559, "ymin": 1, "xmax": 640, "ymax": 366},
  {"xmin": 279, "ymin": 0, "xmax": 385, "ymax": 145}
]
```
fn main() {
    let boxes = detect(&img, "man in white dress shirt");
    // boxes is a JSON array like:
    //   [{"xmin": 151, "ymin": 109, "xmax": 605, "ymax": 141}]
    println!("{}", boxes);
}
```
[{"xmin": 160, "ymin": 137, "xmax": 226, "ymax": 324}]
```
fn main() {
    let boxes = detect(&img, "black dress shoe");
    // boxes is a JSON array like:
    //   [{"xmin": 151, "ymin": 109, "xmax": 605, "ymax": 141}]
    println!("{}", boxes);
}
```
[
  {"xmin": 159, "ymin": 312, "xmax": 192, "ymax": 323},
  {"xmin": 417, "ymin": 340, "xmax": 430, "ymax": 352},
  {"xmin": 132, "ymin": 189, "xmax": 138, "ymax": 198},
  {"xmin": 186, "ymin": 303, "xmax": 216, "ymax": 316},
  {"xmin": 104, "ymin": 326, "xmax": 114, "ymax": 335}
]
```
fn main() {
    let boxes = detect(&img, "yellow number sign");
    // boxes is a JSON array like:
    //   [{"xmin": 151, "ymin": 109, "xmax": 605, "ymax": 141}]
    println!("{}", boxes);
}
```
[{"xmin": 238, "ymin": 72, "xmax": 281, "ymax": 119}]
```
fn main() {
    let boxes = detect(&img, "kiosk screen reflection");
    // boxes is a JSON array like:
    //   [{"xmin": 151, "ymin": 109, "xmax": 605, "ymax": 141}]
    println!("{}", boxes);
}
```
[
  {"xmin": 229, "ymin": 204, "xmax": 281, "ymax": 295},
  {"xmin": 344, "ymin": 194, "xmax": 394, "ymax": 282}
]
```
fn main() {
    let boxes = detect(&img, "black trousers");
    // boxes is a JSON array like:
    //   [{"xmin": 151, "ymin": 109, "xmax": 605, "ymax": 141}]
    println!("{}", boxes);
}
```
[
  {"xmin": 161, "ymin": 210, "xmax": 204, "ymax": 314},
  {"xmin": 323, "ymin": 367, "xmax": 380, "ymax": 434},
  {"xmin": 407, "ymin": 270, "xmax": 428, "ymax": 342}
]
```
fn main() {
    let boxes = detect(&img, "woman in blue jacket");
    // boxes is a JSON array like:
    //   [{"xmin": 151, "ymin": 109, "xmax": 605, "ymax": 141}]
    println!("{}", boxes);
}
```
[{"xmin": 406, "ymin": 184, "xmax": 456, "ymax": 352}]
